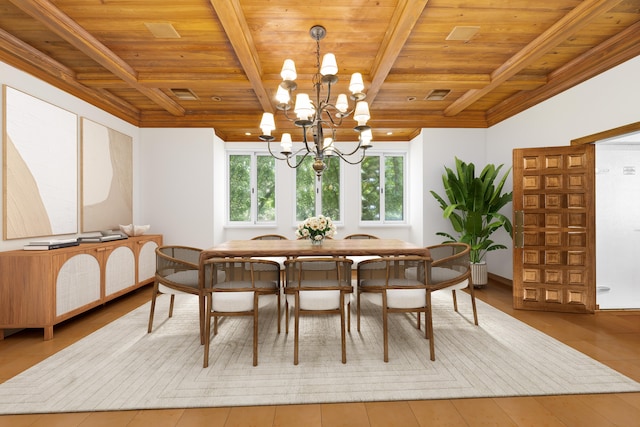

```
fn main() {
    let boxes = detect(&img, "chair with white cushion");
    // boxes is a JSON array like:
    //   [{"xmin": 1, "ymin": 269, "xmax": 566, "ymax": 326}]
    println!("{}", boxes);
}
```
[
  {"xmin": 148, "ymin": 245, "xmax": 203, "ymax": 340},
  {"xmin": 284, "ymin": 257, "xmax": 353, "ymax": 365},
  {"xmin": 202, "ymin": 257, "xmax": 281, "ymax": 367},
  {"xmin": 427, "ymin": 243, "xmax": 477, "ymax": 325},
  {"xmin": 251, "ymin": 234, "xmax": 289, "ymax": 270},
  {"xmin": 343, "ymin": 233, "xmax": 380, "ymax": 267},
  {"xmin": 357, "ymin": 255, "xmax": 433, "ymax": 362}
]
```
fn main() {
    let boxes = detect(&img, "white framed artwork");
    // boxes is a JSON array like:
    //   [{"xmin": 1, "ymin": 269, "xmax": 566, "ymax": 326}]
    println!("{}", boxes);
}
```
[
  {"xmin": 3, "ymin": 85, "xmax": 78, "ymax": 240},
  {"xmin": 81, "ymin": 118, "xmax": 132, "ymax": 232}
]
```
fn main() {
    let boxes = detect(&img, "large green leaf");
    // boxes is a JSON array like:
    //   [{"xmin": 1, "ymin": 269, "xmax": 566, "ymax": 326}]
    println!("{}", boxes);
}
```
[{"xmin": 430, "ymin": 157, "xmax": 513, "ymax": 262}]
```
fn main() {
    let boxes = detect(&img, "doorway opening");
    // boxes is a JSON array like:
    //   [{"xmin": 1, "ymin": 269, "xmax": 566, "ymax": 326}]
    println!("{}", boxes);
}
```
[{"xmin": 595, "ymin": 130, "xmax": 640, "ymax": 309}]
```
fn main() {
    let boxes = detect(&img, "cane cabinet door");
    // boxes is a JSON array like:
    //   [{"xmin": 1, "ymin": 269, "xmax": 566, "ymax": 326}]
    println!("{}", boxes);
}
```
[
  {"xmin": 512, "ymin": 144, "xmax": 595, "ymax": 313},
  {"xmin": 104, "ymin": 244, "xmax": 136, "ymax": 297},
  {"xmin": 54, "ymin": 252, "xmax": 101, "ymax": 317},
  {"xmin": 136, "ymin": 236, "xmax": 161, "ymax": 284}
]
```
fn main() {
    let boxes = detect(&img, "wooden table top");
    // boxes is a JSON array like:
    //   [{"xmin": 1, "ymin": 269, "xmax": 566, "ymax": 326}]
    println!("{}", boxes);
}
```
[{"xmin": 200, "ymin": 238, "xmax": 430, "ymax": 260}]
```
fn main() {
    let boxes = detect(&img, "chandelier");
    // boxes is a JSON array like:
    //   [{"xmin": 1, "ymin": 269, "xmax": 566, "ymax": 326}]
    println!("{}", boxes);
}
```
[{"xmin": 259, "ymin": 25, "xmax": 372, "ymax": 177}]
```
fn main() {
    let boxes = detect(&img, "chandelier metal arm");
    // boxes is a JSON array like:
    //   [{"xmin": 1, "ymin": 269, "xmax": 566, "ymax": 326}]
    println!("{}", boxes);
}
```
[
  {"xmin": 266, "ymin": 138, "xmax": 290, "ymax": 161},
  {"xmin": 285, "ymin": 148, "xmax": 313, "ymax": 169},
  {"xmin": 328, "ymin": 146, "xmax": 369, "ymax": 165},
  {"xmin": 267, "ymin": 137, "xmax": 317, "ymax": 168},
  {"xmin": 331, "ymin": 140, "xmax": 365, "ymax": 158},
  {"xmin": 300, "ymin": 124, "xmax": 316, "ymax": 154}
]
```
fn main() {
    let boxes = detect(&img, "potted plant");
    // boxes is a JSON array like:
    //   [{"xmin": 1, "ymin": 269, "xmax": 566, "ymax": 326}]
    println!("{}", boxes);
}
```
[{"xmin": 430, "ymin": 157, "xmax": 513, "ymax": 286}]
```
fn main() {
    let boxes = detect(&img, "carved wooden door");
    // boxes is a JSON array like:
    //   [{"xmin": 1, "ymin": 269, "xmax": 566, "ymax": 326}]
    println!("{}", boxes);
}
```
[{"xmin": 512, "ymin": 144, "xmax": 595, "ymax": 313}]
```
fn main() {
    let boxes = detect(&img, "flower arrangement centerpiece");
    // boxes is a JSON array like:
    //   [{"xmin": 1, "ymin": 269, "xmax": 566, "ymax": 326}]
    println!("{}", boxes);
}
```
[{"xmin": 295, "ymin": 215, "xmax": 336, "ymax": 245}]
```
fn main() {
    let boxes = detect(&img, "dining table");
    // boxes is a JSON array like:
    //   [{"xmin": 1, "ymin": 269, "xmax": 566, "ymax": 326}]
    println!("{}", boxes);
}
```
[
  {"xmin": 195, "ymin": 238, "xmax": 431, "ymax": 344},
  {"xmin": 199, "ymin": 238, "xmax": 430, "ymax": 263}
]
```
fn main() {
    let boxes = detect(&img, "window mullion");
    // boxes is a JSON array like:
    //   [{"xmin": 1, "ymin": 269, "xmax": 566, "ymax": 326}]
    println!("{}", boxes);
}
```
[
  {"xmin": 315, "ymin": 179, "xmax": 322, "ymax": 216},
  {"xmin": 251, "ymin": 153, "xmax": 258, "ymax": 224},
  {"xmin": 379, "ymin": 155, "xmax": 386, "ymax": 221}
]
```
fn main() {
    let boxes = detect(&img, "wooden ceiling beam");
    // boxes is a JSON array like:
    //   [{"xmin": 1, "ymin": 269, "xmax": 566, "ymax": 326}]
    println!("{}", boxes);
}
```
[
  {"xmin": 7, "ymin": 0, "xmax": 185, "ymax": 117},
  {"xmin": 486, "ymin": 20, "xmax": 640, "ymax": 126},
  {"xmin": 444, "ymin": 0, "xmax": 624, "ymax": 117},
  {"xmin": 77, "ymin": 72, "xmax": 250, "ymax": 90},
  {"xmin": 0, "ymin": 27, "xmax": 140, "ymax": 123},
  {"xmin": 0, "ymin": 27, "xmax": 76, "ymax": 81},
  {"xmin": 366, "ymin": 0, "xmax": 430, "ymax": 104},
  {"xmin": 208, "ymin": 0, "xmax": 272, "ymax": 112}
]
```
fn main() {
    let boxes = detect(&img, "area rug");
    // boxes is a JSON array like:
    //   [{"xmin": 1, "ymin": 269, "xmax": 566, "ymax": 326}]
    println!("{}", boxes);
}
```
[{"xmin": 1, "ymin": 290, "xmax": 639, "ymax": 414}]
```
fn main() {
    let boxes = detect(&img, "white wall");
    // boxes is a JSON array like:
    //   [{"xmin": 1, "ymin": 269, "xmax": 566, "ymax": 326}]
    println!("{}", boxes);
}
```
[
  {"xmin": 486, "ymin": 55, "xmax": 640, "ymax": 279},
  {"xmin": 419, "ymin": 128, "xmax": 487, "ymax": 246},
  {"xmin": 0, "ymin": 62, "xmax": 140, "ymax": 252},
  {"xmin": 138, "ymin": 128, "xmax": 217, "ymax": 249}
]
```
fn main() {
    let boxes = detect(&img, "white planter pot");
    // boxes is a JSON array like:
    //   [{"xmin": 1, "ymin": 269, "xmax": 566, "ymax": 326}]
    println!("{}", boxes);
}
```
[{"xmin": 471, "ymin": 261, "xmax": 488, "ymax": 287}]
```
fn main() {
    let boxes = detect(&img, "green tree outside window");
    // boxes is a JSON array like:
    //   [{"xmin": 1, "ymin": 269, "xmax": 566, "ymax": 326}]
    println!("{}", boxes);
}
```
[
  {"xmin": 229, "ymin": 153, "xmax": 276, "ymax": 223},
  {"xmin": 360, "ymin": 153, "xmax": 405, "ymax": 223},
  {"xmin": 296, "ymin": 155, "xmax": 341, "ymax": 221}
]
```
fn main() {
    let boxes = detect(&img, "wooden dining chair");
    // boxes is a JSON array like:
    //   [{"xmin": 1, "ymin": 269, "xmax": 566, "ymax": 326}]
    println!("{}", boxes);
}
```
[
  {"xmin": 201, "ymin": 257, "xmax": 281, "ymax": 367},
  {"xmin": 426, "ymin": 243, "xmax": 477, "ymax": 325},
  {"xmin": 148, "ymin": 245, "xmax": 205, "ymax": 342},
  {"xmin": 343, "ymin": 233, "xmax": 380, "ymax": 268},
  {"xmin": 251, "ymin": 234, "xmax": 288, "ymax": 241},
  {"xmin": 356, "ymin": 255, "xmax": 434, "ymax": 362},
  {"xmin": 343, "ymin": 233, "xmax": 379, "ymax": 240},
  {"xmin": 251, "ymin": 234, "xmax": 289, "ymax": 270},
  {"xmin": 284, "ymin": 257, "xmax": 353, "ymax": 365}
]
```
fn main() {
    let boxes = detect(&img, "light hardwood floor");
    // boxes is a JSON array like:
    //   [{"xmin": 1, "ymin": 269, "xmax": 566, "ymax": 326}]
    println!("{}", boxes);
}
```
[{"xmin": 1, "ymin": 281, "xmax": 639, "ymax": 427}]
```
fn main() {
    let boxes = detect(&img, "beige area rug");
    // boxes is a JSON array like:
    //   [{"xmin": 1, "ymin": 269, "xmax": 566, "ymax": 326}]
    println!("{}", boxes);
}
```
[{"xmin": 1, "ymin": 291, "xmax": 639, "ymax": 414}]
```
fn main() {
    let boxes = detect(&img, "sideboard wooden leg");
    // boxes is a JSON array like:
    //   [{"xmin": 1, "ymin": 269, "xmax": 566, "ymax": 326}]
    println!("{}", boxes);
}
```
[{"xmin": 43, "ymin": 326, "xmax": 53, "ymax": 341}]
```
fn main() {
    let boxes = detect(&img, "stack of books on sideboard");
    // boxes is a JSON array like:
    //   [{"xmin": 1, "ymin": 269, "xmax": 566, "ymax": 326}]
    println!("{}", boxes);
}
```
[
  {"xmin": 23, "ymin": 238, "xmax": 80, "ymax": 251},
  {"xmin": 23, "ymin": 232, "xmax": 129, "ymax": 250}
]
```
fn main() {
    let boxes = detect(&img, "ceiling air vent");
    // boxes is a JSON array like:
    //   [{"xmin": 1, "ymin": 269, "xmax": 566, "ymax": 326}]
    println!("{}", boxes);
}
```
[
  {"xmin": 425, "ymin": 89, "xmax": 451, "ymax": 101},
  {"xmin": 446, "ymin": 26, "xmax": 480, "ymax": 42},
  {"xmin": 170, "ymin": 88, "xmax": 198, "ymax": 101},
  {"xmin": 145, "ymin": 23, "xmax": 181, "ymax": 39}
]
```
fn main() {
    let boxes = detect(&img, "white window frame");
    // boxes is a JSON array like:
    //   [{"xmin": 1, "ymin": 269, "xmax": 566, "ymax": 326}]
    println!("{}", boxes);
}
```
[
  {"xmin": 226, "ymin": 150, "xmax": 277, "ymax": 226},
  {"xmin": 359, "ymin": 150, "xmax": 408, "ymax": 225}
]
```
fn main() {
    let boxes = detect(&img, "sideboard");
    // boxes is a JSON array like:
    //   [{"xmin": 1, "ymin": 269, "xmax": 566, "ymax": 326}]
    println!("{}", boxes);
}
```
[{"xmin": 0, "ymin": 234, "xmax": 162, "ymax": 340}]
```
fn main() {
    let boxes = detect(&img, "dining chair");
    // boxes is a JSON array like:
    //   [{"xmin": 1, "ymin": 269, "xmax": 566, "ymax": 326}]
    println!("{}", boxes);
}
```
[
  {"xmin": 148, "ymin": 245, "xmax": 204, "ymax": 342},
  {"xmin": 251, "ymin": 234, "xmax": 289, "ymax": 270},
  {"xmin": 356, "ymin": 255, "xmax": 434, "ymax": 362},
  {"xmin": 426, "ymin": 243, "xmax": 477, "ymax": 325},
  {"xmin": 284, "ymin": 257, "xmax": 353, "ymax": 365},
  {"xmin": 201, "ymin": 257, "xmax": 281, "ymax": 367},
  {"xmin": 251, "ymin": 234, "xmax": 288, "ymax": 241},
  {"xmin": 343, "ymin": 233, "xmax": 380, "ymax": 268},
  {"xmin": 343, "ymin": 233, "xmax": 379, "ymax": 240}
]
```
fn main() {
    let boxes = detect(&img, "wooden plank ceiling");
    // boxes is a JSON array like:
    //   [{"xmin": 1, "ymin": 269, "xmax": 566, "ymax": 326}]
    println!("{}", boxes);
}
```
[{"xmin": 0, "ymin": 0, "xmax": 639, "ymax": 142}]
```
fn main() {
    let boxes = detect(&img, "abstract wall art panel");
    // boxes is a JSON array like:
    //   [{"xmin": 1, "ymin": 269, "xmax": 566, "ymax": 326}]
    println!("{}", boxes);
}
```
[
  {"xmin": 81, "ymin": 118, "xmax": 132, "ymax": 232},
  {"xmin": 3, "ymin": 86, "xmax": 78, "ymax": 240}
]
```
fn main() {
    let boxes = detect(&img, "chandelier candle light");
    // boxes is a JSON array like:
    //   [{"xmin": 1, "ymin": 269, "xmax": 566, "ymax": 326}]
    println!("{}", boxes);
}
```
[{"xmin": 259, "ymin": 25, "xmax": 373, "ymax": 178}]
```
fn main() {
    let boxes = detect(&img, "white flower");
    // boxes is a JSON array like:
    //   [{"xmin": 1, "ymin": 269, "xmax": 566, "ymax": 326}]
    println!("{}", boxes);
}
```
[{"xmin": 296, "ymin": 215, "xmax": 335, "ymax": 240}]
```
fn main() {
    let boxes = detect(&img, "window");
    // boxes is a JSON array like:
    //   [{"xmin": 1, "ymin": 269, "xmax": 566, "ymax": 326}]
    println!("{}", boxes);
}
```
[
  {"xmin": 360, "ymin": 153, "xmax": 406, "ymax": 223},
  {"xmin": 295, "ymin": 155, "xmax": 341, "ymax": 221},
  {"xmin": 228, "ymin": 152, "xmax": 276, "ymax": 224}
]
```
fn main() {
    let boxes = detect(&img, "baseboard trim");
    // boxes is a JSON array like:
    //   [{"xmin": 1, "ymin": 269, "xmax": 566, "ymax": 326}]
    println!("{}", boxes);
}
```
[{"xmin": 488, "ymin": 273, "xmax": 512, "ymax": 288}]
